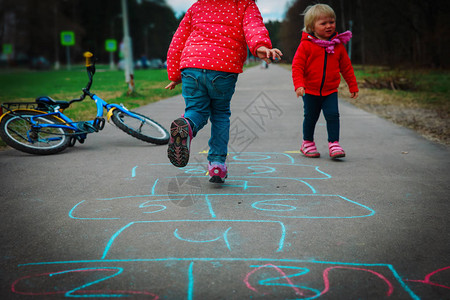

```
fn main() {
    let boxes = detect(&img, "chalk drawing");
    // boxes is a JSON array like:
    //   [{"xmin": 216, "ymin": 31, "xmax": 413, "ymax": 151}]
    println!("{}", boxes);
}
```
[
  {"xmin": 244, "ymin": 264, "xmax": 313, "ymax": 296},
  {"xmin": 101, "ymin": 220, "xmax": 286, "ymax": 259},
  {"xmin": 319, "ymin": 266, "xmax": 394, "ymax": 297},
  {"xmin": 173, "ymin": 227, "xmax": 233, "ymax": 251},
  {"xmin": 11, "ymin": 151, "xmax": 440, "ymax": 299},
  {"xmin": 12, "ymin": 268, "xmax": 159, "ymax": 298},
  {"xmin": 15, "ymin": 259, "xmax": 420, "ymax": 299},
  {"xmin": 406, "ymin": 266, "xmax": 450, "ymax": 289},
  {"xmin": 68, "ymin": 193, "xmax": 374, "ymax": 220}
]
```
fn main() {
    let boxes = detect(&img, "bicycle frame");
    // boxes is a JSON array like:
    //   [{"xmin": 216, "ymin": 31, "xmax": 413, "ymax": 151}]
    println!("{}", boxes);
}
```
[{"xmin": 22, "ymin": 95, "xmax": 148, "ymax": 137}]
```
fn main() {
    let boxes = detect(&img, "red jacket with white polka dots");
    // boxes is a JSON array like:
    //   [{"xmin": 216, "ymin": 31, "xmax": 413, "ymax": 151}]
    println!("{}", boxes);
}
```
[{"xmin": 167, "ymin": 0, "xmax": 272, "ymax": 82}]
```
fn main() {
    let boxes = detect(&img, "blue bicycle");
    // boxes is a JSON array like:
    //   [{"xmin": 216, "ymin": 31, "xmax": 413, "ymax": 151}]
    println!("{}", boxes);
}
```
[{"xmin": 0, "ymin": 52, "xmax": 169, "ymax": 155}]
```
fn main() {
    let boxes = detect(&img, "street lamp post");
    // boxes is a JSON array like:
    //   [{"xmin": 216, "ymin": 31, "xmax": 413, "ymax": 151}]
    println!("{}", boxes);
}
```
[{"xmin": 121, "ymin": 0, "xmax": 135, "ymax": 94}]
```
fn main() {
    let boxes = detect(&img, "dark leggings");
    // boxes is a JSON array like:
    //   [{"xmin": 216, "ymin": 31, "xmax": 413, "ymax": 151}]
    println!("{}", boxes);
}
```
[{"xmin": 302, "ymin": 92, "xmax": 340, "ymax": 142}]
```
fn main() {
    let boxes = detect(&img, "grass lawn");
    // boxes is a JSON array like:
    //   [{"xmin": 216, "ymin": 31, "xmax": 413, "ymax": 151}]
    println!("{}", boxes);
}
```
[
  {"xmin": 0, "ymin": 65, "xmax": 181, "ymax": 120},
  {"xmin": 1, "ymin": 64, "xmax": 449, "ymax": 147},
  {"xmin": 352, "ymin": 66, "xmax": 449, "ymax": 108},
  {"xmin": 0, "ymin": 62, "xmax": 260, "ymax": 120},
  {"xmin": 0, "ymin": 65, "xmax": 183, "ymax": 147},
  {"xmin": 346, "ymin": 66, "xmax": 449, "ymax": 145}
]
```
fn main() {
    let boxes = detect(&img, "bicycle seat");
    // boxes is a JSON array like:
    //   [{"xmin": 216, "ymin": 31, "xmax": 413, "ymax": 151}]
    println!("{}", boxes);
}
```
[{"xmin": 35, "ymin": 96, "xmax": 71, "ymax": 109}]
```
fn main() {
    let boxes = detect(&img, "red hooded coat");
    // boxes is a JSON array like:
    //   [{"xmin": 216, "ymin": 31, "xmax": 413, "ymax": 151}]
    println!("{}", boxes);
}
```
[
  {"xmin": 292, "ymin": 31, "xmax": 358, "ymax": 96},
  {"xmin": 167, "ymin": 0, "xmax": 272, "ymax": 82}
]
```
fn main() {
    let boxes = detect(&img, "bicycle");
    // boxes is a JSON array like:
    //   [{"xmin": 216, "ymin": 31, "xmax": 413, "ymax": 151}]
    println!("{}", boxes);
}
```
[{"xmin": 0, "ymin": 52, "xmax": 170, "ymax": 155}]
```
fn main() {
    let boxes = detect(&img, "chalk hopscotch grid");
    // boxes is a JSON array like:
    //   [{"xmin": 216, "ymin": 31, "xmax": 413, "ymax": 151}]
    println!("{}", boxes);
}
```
[{"xmin": 15, "ymin": 152, "xmax": 424, "ymax": 299}]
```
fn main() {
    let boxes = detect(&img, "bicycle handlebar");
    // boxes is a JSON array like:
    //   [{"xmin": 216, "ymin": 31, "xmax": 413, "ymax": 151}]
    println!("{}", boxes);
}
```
[
  {"xmin": 68, "ymin": 52, "xmax": 96, "ymax": 104},
  {"xmin": 84, "ymin": 51, "xmax": 93, "ymax": 67}
]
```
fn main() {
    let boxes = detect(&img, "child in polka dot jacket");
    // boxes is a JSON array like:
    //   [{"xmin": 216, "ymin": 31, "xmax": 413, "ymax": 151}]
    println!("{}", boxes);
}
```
[{"xmin": 165, "ymin": 0, "xmax": 282, "ymax": 183}]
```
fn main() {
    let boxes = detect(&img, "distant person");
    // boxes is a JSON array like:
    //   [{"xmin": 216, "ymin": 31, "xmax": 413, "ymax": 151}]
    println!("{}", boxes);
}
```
[
  {"xmin": 165, "ymin": 0, "xmax": 282, "ymax": 183},
  {"xmin": 140, "ymin": 54, "xmax": 149, "ymax": 69},
  {"xmin": 292, "ymin": 4, "xmax": 358, "ymax": 159}
]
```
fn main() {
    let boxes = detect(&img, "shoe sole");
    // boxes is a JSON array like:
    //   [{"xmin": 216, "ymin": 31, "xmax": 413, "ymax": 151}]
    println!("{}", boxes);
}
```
[
  {"xmin": 300, "ymin": 148, "xmax": 320, "ymax": 158},
  {"xmin": 167, "ymin": 118, "xmax": 190, "ymax": 167},
  {"xmin": 330, "ymin": 152, "xmax": 345, "ymax": 159},
  {"xmin": 209, "ymin": 175, "xmax": 225, "ymax": 184}
]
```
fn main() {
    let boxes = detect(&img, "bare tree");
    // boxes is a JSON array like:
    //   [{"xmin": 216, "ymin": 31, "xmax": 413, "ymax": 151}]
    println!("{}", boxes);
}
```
[{"xmin": 281, "ymin": 0, "xmax": 450, "ymax": 68}]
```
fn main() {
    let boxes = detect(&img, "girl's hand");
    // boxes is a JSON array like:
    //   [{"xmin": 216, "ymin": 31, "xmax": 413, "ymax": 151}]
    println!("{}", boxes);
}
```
[
  {"xmin": 296, "ymin": 87, "xmax": 305, "ymax": 98},
  {"xmin": 350, "ymin": 91, "xmax": 359, "ymax": 99},
  {"xmin": 256, "ymin": 46, "xmax": 283, "ymax": 64},
  {"xmin": 165, "ymin": 80, "xmax": 181, "ymax": 90}
]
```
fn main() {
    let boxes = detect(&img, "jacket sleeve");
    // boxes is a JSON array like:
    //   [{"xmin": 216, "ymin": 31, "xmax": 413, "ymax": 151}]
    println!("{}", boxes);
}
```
[
  {"xmin": 243, "ymin": 1, "xmax": 272, "ymax": 56},
  {"xmin": 167, "ymin": 10, "xmax": 192, "ymax": 82},
  {"xmin": 339, "ymin": 45, "xmax": 359, "ymax": 93},
  {"xmin": 291, "ymin": 41, "xmax": 307, "ymax": 91}
]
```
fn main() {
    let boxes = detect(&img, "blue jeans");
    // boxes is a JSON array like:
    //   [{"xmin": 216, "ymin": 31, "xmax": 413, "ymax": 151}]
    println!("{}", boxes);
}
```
[
  {"xmin": 181, "ymin": 68, "xmax": 238, "ymax": 163},
  {"xmin": 302, "ymin": 92, "xmax": 340, "ymax": 142}
]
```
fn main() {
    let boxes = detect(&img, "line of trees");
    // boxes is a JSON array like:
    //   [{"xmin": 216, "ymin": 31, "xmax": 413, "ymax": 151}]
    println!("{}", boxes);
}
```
[
  {"xmin": 0, "ymin": 0, "xmax": 179, "ymax": 67},
  {"xmin": 278, "ymin": 0, "xmax": 450, "ymax": 68},
  {"xmin": 1, "ymin": 0, "xmax": 449, "ymax": 68}
]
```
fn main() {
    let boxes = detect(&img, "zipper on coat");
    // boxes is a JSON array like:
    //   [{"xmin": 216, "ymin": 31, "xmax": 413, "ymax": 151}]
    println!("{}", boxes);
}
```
[{"xmin": 319, "ymin": 49, "xmax": 328, "ymax": 96}]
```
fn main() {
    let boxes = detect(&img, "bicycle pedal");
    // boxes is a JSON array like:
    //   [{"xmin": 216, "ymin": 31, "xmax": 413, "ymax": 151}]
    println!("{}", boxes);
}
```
[
  {"xmin": 93, "ymin": 117, "xmax": 105, "ymax": 130},
  {"xmin": 77, "ymin": 121, "xmax": 98, "ymax": 133}
]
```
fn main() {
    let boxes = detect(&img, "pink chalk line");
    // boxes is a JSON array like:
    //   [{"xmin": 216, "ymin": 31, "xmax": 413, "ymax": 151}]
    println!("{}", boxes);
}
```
[
  {"xmin": 244, "ymin": 264, "xmax": 305, "ymax": 296},
  {"xmin": 406, "ymin": 266, "xmax": 450, "ymax": 289}
]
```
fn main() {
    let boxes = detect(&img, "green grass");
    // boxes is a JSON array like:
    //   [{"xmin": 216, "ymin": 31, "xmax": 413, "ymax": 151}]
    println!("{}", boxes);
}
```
[
  {"xmin": 2, "ymin": 64, "xmax": 448, "ymax": 147},
  {"xmin": 0, "ymin": 63, "xmax": 260, "ymax": 122},
  {"xmin": 0, "ymin": 65, "xmax": 182, "ymax": 147},
  {"xmin": 0, "ymin": 65, "xmax": 181, "ymax": 118},
  {"xmin": 353, "ymin": 66, "xmax": 450, "ymax": 108},
  {"xmin": 346, "ymin": 65, "xmax": 450, "ymax": 145}
]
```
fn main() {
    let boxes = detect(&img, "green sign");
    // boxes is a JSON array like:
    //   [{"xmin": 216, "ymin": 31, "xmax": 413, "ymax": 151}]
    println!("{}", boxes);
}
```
[
  {"xmin": 3, "ymin": 44, "xmax": 12, "ymax": 55},
  {"xmin": 60, "ymin": 31, "xmax": 75, "ymax": 46},
  {"xmin": 105, "ymin": 39, "xmax": 117, "ymax": 52}
]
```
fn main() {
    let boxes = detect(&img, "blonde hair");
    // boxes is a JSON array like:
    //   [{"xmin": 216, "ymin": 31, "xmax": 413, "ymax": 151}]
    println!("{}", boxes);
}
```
[{"xmin": 302, "ymin": 4, "xmax": 336, "ymax": 33}]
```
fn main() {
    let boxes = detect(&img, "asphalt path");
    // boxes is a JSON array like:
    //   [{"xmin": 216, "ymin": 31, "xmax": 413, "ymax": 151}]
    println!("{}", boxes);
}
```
[{"xmin": 1, "ymin": 64, "xmax": 449, "ymax": 299}]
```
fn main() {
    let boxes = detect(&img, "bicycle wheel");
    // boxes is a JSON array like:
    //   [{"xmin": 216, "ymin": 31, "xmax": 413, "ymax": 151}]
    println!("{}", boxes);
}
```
[
  {"xmin": 111, "ymin": 109, "xmax": 169, "ymax": 145},
  {"xmin": 0, "ymin": 110, "xmax": 72, "ymax": 155}
]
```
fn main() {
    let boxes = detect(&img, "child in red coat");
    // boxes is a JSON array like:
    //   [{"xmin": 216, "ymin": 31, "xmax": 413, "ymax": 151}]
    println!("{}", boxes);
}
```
[
  {"xmin": 292, "ymin": 4, "xmax": 358, "ymax": 159},
  {"xmin": 165, "ymin": 0, "xmax": 282, "ymax": 183}
]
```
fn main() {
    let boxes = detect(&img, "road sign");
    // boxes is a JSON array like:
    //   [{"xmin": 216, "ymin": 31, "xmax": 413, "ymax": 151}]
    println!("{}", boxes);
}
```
[
  {"xmin": 3, "ymin": 44, "xmax": 12, "ymax": 55},
  {"xmin": 60, "ymin": 31, "xmax": 75, "ymax": 46},
  {"xmin": 105, "ymin": 39, "xmax": 117, "ymax": 52}
]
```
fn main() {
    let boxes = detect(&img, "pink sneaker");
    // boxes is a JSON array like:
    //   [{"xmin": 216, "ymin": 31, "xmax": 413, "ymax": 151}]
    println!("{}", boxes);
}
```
[
  {"xmin": 300, "ymin": 140, "xmax": 320, "ymax": 158},
  {"xmin": 167, "ymin": 117, "xmax": 193, "ymax": 167},
  {"xmin": 208, "ymin": 162, "xmax": 227, "ymax": 183},
  {"xmin": 329, "ymin": 141, "xmax": 345, "ymax": 159}
]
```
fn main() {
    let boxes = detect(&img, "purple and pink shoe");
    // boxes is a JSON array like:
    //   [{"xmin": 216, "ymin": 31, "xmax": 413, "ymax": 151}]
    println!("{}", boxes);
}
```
[
  {"xmin": 329, "ymin": 141, "xmax": 346, "ymax": 159},
  {"xmin": 167, "ymin": 117, "xmax": 193, "ymax": 167},
  {"xmin": 300, "ymin": 140, "xmax": 320, "ymax": 158},
  {"xmin": 208, "ymin": 162, "xmax": 227, "ymax": 183}
]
